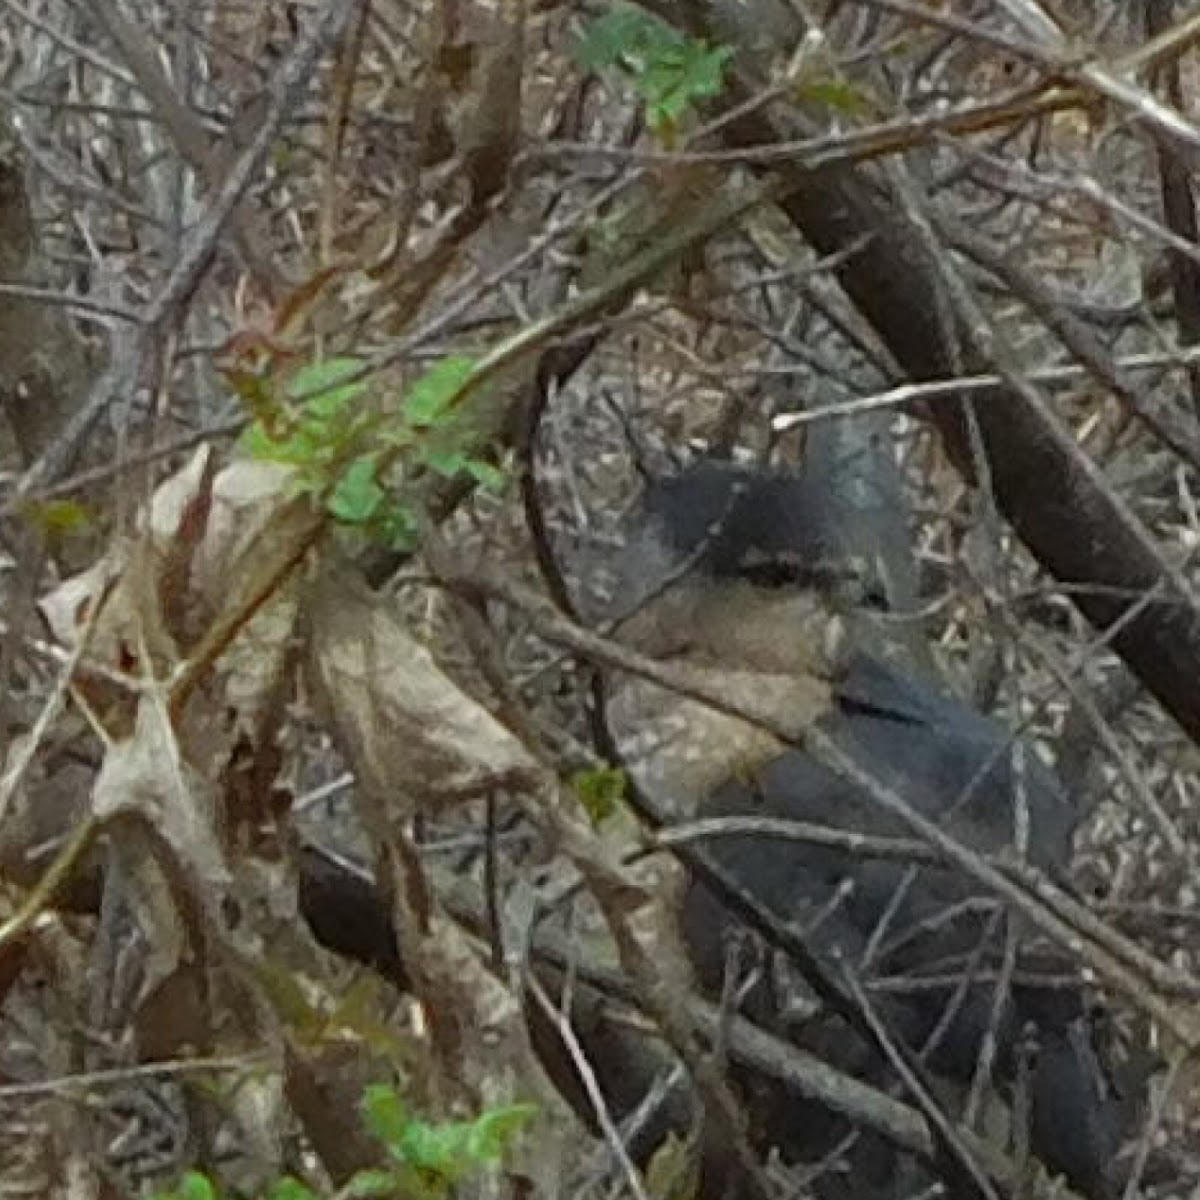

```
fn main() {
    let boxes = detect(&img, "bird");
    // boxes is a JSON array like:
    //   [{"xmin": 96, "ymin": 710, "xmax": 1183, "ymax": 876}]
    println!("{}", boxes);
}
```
[{"xmin": 603, "ymin": 458, "xmax": 1132, "ymax": 1200}]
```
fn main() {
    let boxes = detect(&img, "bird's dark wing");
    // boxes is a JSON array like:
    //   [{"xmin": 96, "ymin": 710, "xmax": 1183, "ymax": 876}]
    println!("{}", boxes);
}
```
[
  {"xmin": 827, "ymin": 650, "xmax": 1077, "ymax": 863},
  {"xmin": 683, "ymin": 651, "xmax": 1081, "ymax": 1071}
]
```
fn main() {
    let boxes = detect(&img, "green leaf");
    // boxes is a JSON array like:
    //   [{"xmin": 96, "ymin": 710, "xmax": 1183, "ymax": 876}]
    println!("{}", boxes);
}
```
[
  {"xmin": 464, "ymin": 459, "xmax": 507, "ymax": 492},
  {"xmin": 162, "ymin": 1173, "xmax": 217, "ymax": 1200},
  {"xmin": 795, "ymin": 76, "xmax": 871, "ymax": 116},
  {"xmin": 183, "ymin": 1173, "xmax": 219, "ymax": 1200},
  {"xmin": 576, "ymin": 5, "xmax": 730, "ymax": 129},
  {"xmin": 419, "ymin": 448, "xmax": 505, "ymax": 492},
  {"xmin": 328, "ymin": 456, "xmax": 385, "ymax": 526},
  {"xmin": 286, "ymin": 356, "xmax": 368, "ymax": 419},
  {"xmin": 241, "ymin": 418, "xmax": 329, "ymax": 468},
  {"xmin": 398, "ymin": 1119, "xmax": 471, "ymax": 1176},
  {"xmin": 393, "ymin": 1104, "xmax": 537, "ymax": 1177},
  {"xmin": 266, "ymin": 1177, "xmax": 319, "ymax": 1200},
  {"xmin": 403, "ymin": 356, "xmax": 476, "ymax": 428},
  {"xmin": 575, "ymin": 4, "xmax": 667, "ymax": 71},
  {"xmin": 241, "ymin": 357, "xmax": 372, "ymax": 466},
  {"xmin": 23, "ymin": 498, "xmax": 95, "ymax": 536},
  {"xmin": 465, "ymin": 1103, "xmax": 538, "ymax": 1160},
  {"xmin": 240, "ymin": 419, "xmax": 286, "ymax": 460},
  {"xmin": 638, "ymin": 42, "xmax": 731, "ymax": 129},
  {"xmin": 572, "ymin": 767, "xmax": 628, "ymax": 824},
  {"xmin": 379, "ymin": 504, "xmax": 420, "ymax": 552},
  {"xmin": 679, "ymin": 43, "xmax": 731, "ymax": 99},
  {"xmin": 345, "ymin": 1169, "xmax": 404, "ymax": 1197},
  {"xmin": 421, "ymin": 448, "xmax": 469, "ymax": 478},
  {"xmin": 363, "ymin": 1083, "xmax": 411, "ymax": 1149},
  {"xmin": 352, "ymin": 1092, "xmax": 541, "ymax": 1200}
]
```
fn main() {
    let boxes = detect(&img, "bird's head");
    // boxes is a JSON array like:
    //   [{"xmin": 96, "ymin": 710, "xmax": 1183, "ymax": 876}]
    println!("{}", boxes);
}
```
[
  {"xmin": 611, "ymin": 460, "xmax": 885, "ymax": 676},
  {"xmin": 602, "ymin": 459, "xmax": 882, "ymax": 812}
]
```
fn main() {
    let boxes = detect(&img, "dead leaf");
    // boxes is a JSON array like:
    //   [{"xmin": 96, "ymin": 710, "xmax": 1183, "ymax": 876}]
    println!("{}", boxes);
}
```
[
  {"xmin": 305, "ymin": 568, "xmax": 540, "ymax": 812},
  {"xmin": 188, "ymin": 460, "xmax": 307, "ymax": 728},
  {"xmin": 39, "ymin": 449, "xmax": 308, "ymax": 809},
  {"xmin": 36, "ymin": 449, "xmax": 222, "ymax": 732},
  {"xmin": 177, "ymin": 459, "xmax": 309, "ymax": 805},
  {"xmin": 93, "ymin": 696, "xmax": 230, "ymax": 895},
  {"xmin": 90, "ymin": 698, "xmax": 225, "ymax": 1018}
]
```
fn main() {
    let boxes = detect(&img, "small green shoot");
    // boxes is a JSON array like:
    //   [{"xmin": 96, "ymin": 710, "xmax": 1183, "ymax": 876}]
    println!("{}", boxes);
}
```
[
  {"xmin": 150, "ymin": 1171, "xmax": 220, "ymax": 1200},
  {"xmin": 794, "ymin": 76, "xmax": 871, "ymax": 116},
  {"xmin": 576, "ymin": 4, "xmax": 731, "ymax": 138},
  {"xmin": 23, "ymin": 497, "xmax": 95, "ymax": 536},
  {"xmin": 151, "ymin": 1086, "xmax": 537, "ymax": 1200},
  {"xmin": 572, "ymin": 766, "xmax": 629, "ymax": 825},
  {"xmin": 239, "ymin": 352, "xmax": 507, "ymax": 552},
  {"xmin": 402, "ymin": 355, "xmax": 475, "ymax": 428},
  {"xmin": 362, "ymin": 1083, "xmax": 537, "ymax": 1198}
]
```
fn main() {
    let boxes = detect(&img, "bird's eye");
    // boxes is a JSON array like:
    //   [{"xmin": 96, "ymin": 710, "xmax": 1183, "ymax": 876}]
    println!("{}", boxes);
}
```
[
  {"xmin": 738, "ymin": 559, "xmax": 805, "ymax": 588},
  {"xmin": 860, "ymin": 587, "xmax": 891, "ymax": 612}
]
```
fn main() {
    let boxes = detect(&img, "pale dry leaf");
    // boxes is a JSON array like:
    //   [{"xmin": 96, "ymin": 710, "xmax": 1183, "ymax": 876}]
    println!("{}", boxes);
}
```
[
  {"xmin": 190, "ymin": 458, "xmax": 303, "ymax": 607},
  {"xmin": 36, "ymin": 540, "xmax": 174, "ymax": 738},
  {"xmin": 40, "ymin": 451, "xmax": 297, "ymax": 659},
  {"xmin": 185, "ymin": 458, "xmax": 308, "ymax": 747},
  {"xmin": 173, "ymin": 456, "xmax": 305, "ymax": 639},
  {"xmin": 93, "ymin": 693, "xmax": 289, "ymax": 1188},
  {"xmin": 39, "ymin": 452, "xmax": 308, "ymax": 779},
  {"xmin": 93, "ymin": 696, "xmax": 230, "ymax": 894},
  {"xmin": 36, "ymin": 522, "xmax": 133, "ymax": 657},
  {"xmin": 89, "ymin": 696, "xmax": 230, "ymax": 1016},
  {"xmin": 305, "ymin": 569, "xmax": 541, "ymax": 812},
  {"xmin": 35, "ymin": 450, "xmax": 221, "ymax": 722},
  {"xmin": 36, "ymin": 556, "xmax": 116, "ymax": 650},
  {"xmin": 146, "ymin": 444, "xmax": 215, "ymax": 547}
]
